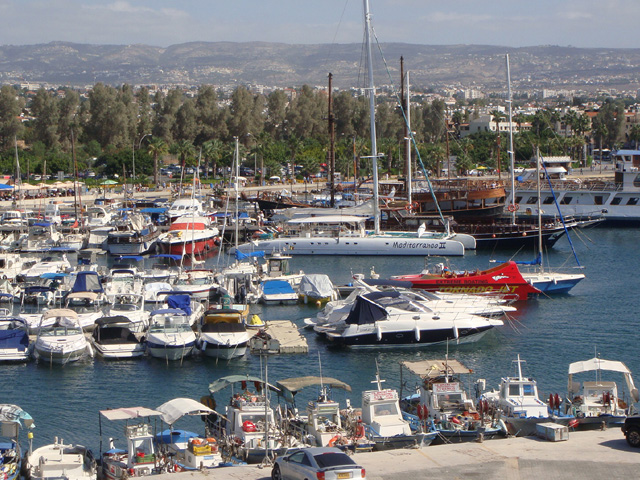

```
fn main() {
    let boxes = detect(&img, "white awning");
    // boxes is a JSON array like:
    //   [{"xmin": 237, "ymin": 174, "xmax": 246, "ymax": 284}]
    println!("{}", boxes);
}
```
[
  {"xmin": 568, "ymin": 357, "xmax": 631, "ymax": 375},
  {"xmin": 100, "ymin": 406, "xmax": 162, "ymax": 421},
  {"xmin": 156, "ymin": 397, "xmax": 214, "ymax": 426}
]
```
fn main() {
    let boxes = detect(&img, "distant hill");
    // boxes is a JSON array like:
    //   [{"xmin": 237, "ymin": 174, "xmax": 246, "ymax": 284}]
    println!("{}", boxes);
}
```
[{"xmin": 1, "ymin": 41, "xmax": 640, "ymax": 91}]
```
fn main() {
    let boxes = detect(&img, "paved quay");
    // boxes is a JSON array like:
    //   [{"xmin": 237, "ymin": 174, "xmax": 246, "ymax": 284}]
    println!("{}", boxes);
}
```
[{"xmin": 148, "ymin": 428, "xmax": 637, "ymax": 480}]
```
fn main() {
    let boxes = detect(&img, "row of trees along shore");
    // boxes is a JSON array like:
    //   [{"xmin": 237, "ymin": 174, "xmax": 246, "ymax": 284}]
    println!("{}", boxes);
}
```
[{"xmin": 0, "ymin": 83, "xmax": 632, "ymax": 184}]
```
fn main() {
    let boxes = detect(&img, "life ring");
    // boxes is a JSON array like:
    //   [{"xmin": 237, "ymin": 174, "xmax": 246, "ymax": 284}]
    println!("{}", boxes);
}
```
[
  {"xmin": 405, "ymin": 201, "xmax": 419, "ymax": 211},
  {"xmin": 507, "ymin": 203, "xmax": 520, "ymax": 212}
]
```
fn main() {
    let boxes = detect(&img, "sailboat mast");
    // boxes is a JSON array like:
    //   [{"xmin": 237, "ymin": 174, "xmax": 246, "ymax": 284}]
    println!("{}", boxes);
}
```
[
  {"xmin": 506, "ymin": 54, "xmax": 516, "ymax": 224},
  {"xmin": 363, "ymin": 0, "xmax": 380, "ymax": 235},
  {"xmin": 234, "ymin": 137, "xmax": 240, "ymax": 250},
  {"xmin": 405, "ymin": 71, "xmax": 412, "ymax": 204},
  {"xmin": 328, "ymin": 73, "xmax": 336, "ymax": 208},
  {"xmin": 536, "ymin": 147, "xmax": 543, "ymax": 273}
]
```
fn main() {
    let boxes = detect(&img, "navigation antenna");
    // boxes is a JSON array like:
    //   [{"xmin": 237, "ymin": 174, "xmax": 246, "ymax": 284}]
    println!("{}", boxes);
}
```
[
  {"xmin": 513, "ymin": 354, "xmax": 526, "ymax": 381},
  {"xmin": 372, "ymin": 359, "xmax": 385, "ymax": 391}
]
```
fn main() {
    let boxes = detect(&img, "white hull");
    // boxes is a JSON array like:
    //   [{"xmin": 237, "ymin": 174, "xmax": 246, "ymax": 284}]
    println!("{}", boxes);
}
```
[
  {"xmin": 92, "ymin": 341, "xmax": 146, "ymax": 359},
  {"xmin": 234, "ymin": 235, "xmax": 465, "ymax": 256},
  {"xmin": 0, "ymin": 348, "xmax": 30, "ymax": 362},
  {"xmin": 146, "ymin": 332, "xmax": 196, "ymax": 361},
  {"xmin": 106, "ymin": 239, "xmax": 157, "ymax": 256},
  {"xmin": 33, "ymin": 339, "xmax": 90, "ymax": 364},
  {"xmin": 260, "ymin": 294, "xmax": 299, "ymax": 305},
  {"xmin": 199, "ymin": 332, "xmax": 249, "ymax": 359}
]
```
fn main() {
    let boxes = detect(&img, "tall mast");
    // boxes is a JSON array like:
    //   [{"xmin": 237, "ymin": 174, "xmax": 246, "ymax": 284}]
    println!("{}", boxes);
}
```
[
  {"xmin": 234, "ymin": 137, "xmax": 240, "ymax": 250},
  {"xmin": 363, "ymin": 0, "xmax": 380, "ymax": 234},
  {"xmin": 405, "ymin": 70, "xmax": 412, "ymax": 204},
  {"xmin": 328, "ymin": 73, "xmax": 336, "ymax": 208},
  {"xmin": 536, "ymin": 147, "xmax": 543, "ymax": 273},
  {"xmin": 506, "ymin": 54, "xmax": 516, "ymax": 224}
]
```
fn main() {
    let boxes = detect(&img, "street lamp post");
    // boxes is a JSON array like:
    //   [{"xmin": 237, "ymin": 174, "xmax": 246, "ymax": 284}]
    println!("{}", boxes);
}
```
[{"xmin": 133, "ymin": 133, "xmax": 152, "ymax": 188}]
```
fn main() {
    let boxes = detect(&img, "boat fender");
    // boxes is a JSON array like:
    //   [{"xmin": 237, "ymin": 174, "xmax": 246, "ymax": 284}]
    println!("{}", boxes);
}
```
[
  {"xmin": 451, "ymin": 416, "xmax": 462, "ymax": 425},
  {"xmin": 86, "ymin": 343, "xmax": 94, "ymax": 358},
  {"xmin": 452, "ymin": 325, "xmax": 459, "ymax": 339},
  {"xmin": 201, "ymin": 341, "xmax": 207, "ymax": 351},
  {"xmin": 568, "ymin": 419, "xmax": 579, "ymax": 429},
  {"xmin": 548, "ymin": 393, "xmax": 555, "ymax": 410},
  {"xmin": 376, "ymin": 325, "xmax": 383, "ymax": 342},
  {"xmin": 414, "ymin": 325, "xmax": 421, "ymax": 342},
  {"xmin": 554, "ymin": 393, "xmax": 560, "ymax": 410}
]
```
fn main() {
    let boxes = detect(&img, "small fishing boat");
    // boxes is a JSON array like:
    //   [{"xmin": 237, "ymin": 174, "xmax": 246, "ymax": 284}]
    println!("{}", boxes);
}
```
[
  {"xmin": 146, "ymin": 309, "xmax": 197, "ymax": 361},
  {"xmin": 157, "ymin": 216, "xmax": 220, "ymax": 256},
  {"xmin": 566, "ymin": 356, "xmax": 639, "ymax": 429},
  {"xmin": 154, "ymin": 397, "xmax": 223, "ymax": 470},
  {"xmin": 91, "ymin": 316, "xmax": 146, "ymax": 359},
  {"xmin": 297, "ymin": 274, "xmax": 338, "ymax": 306},
  {"xmin": 99, "ymin": 406, "xmax": 164, "ymax": 480},
  {"xmin": 348, "ymin": 370, "xmax": 435, "ymax": 450},
  {"xmin": 206, "ymin": 376, "xmax": 302, "ymax": 463},
  {"xmin": 400, "ymin": 359, "xmax": 504, "ymax": 444},
  {"xmin": 25, "ymin": 437, "xmax": 97, "ymax": 480},
  {"xmin": 0, "ymin": 404, "xmax": 34, "ymax": 480},
  {"xmin": 480, "ymin": 355, "xmax": 575, "ymax": 436}
]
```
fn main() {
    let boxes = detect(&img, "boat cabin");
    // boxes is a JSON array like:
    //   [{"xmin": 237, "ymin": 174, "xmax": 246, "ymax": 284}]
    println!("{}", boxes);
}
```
[
  {"xmin": 361, "ymin": 388, "xmax": 410, "ymax": 437},
  {"xmin": 497, "ymin": 377, "xmax": 547, "ymax": 418}
]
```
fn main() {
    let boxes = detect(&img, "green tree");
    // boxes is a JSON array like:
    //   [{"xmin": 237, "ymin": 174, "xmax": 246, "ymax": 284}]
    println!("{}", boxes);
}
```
[
  {"xmin": 147, "ymin": 138, "xmax": 168, "ymax": 184},
  {"xmin": 0, "ymin": 85, "xmax": 23, "ymax": 148},
  {"xmin": 30, "ymin": 88, "xmax": 59, "ymax": 148}
]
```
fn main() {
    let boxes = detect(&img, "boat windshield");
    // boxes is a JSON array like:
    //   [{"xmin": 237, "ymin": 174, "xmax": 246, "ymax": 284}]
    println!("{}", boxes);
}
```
[
  {"xmin": 373, "ymin": 402, "xmax": 399, "ymax": 416},
  {"xmin": 508, "ymin": 382, "xmax": 537, "ymax": 397},
  {"xmin": 41, "ymin": 325, "xmax": 82, "ymax": 336}
]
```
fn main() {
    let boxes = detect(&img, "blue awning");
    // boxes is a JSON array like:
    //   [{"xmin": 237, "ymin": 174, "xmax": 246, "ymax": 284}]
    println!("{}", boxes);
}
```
[
  {"xmin": 0, "ymin": 183, "xmax": 13, "ymax": 189},
  {"xmin": 140, "ymin": 207, "xmax": 167, "ymax": 214},
  {"xmin": 151, "ymin": 254, "xmax": 182, "ymax": 261},
  {"xmin": 41, "ymin": 272, "xmax": 68, "ymax": 279},
  {"xmin": 117, "ymin": 255, "xmax": 144, "ymax": 262},
  {"xmin": 235, "ymin": 250, "xmax": 265, "ymax": 260},
  {"xmin": 33, "ymin": 222, "xmax": 53, "ymax": 227}
]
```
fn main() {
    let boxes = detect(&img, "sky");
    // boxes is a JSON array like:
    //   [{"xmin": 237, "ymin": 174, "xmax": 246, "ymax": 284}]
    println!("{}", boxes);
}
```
[{"xmin": 1, "ymin": 0, "xmax": 639, "ymax": 49}]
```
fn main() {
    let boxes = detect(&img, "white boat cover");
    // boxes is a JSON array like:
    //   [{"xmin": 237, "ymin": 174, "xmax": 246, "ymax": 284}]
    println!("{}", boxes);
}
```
[
  {"xmin": 100, "ymin": 406, "xmax": 162, "ymax": 421},
  {"xmin": 298, "ymin": 274, "xmax": 336, "ymax": 299},
  {"xmin": 156, "ymin": 397, "xmax": 214, "ymax": 425},
  {"xmin": 42, "ymin": 308, "xmax": 79, "ymax": 320}
]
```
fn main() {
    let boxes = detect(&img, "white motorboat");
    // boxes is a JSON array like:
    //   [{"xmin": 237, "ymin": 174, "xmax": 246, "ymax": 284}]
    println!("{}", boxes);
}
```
[
  {"xmin": 172, "ymin": 269, "xmax": 218, "ymax": 300},
  {"xmin": 103, "ymin": 293, "xmax": 149, "ymax": 333},
  {"xmin": 106, "ymin": 213, "xmax": 160, "ymax": 256},
  {"xmin": 18, "ymin": 222, "xmax": 63, "ymax": 253},
  {"xmin": 32, "ymin": 309, "xmax": 93, "ymax": 365},
  {"xmin": 0, "ymin": 314, "xmax": 30, "ymax": 362},
  {"xmin": 166, "ymin": 197, "xmax": 205, "ymax": 223},
  {"xmin": 0, "ymin": 253, "xmax": 31, "ymax": 281},
  {"xmin": 321, "ymin": 290, "xmax": 503, "ymax": 348},
  {"xmin": 91, "ymin": 316, "xmax": 146, "ymax": 359},
  {"xmin": 480, "ymin": 355, "xmax": 574, "ymax": 436},
  {"xmin": 143, "ymin": 282, "xmax": 174, "ymax": 304},
  {"xmin": 198, "ymin": 305, "xmax": 250, "ymax": 360},
  {"xmin": 58, "ymin": 233, "xmax": 86, "ymax": 252},
  {"xmin": 99, "ymin": 407, "xmax": 164, "ymax": 480},
  {"xmin": 297, "ymin": 274, "xmax": 338, "ymax": 306},
  {"xmin": 25, "ymin": 437, "xmax": 97, "ymax": 480},
  {"xmin": 146, "ymin": 309, "xmax": 197, "ymax": 361},
  {"xmin": 104, "ymin": 268, "xmax": 144, "ymax": 298},
  {"xmin": 566, "ymin": 356, "xmax": 639, "ymax": 429},
  {"xmin": 64, "ymin": 292, "xmax": 104, "ymax": 332},
  {"xmin": 20, "ymin": 253, "xmax": 71, "ymax": 283},
  {"xmin": 259, "ymin": 279, "xmax": 298, "ymax": 305},
  {"xmin": 84, "ymin": 206, "xmax": 114, "ymax": 229}
]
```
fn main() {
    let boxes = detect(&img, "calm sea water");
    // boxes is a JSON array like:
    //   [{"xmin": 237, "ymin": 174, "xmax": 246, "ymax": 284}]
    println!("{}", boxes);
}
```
[{"xmin": 4, "ymin": 226, "xmax": 638, "ymax": 453}]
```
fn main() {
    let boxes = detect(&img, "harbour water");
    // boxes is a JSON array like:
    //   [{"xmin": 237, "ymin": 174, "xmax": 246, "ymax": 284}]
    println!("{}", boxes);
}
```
[{"xmin": 4, "ymin": 225, "xmax": 637, "ymax": 454}]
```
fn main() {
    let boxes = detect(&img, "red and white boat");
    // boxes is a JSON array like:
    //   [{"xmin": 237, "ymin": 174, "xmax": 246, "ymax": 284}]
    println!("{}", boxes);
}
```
[
  {"xmin": 392, "ymin": 260, "xmax": 541, "ymax": 301},
  {"xmin": 157, "ymin": 216, "xmax": 220, "ymax": 256}
]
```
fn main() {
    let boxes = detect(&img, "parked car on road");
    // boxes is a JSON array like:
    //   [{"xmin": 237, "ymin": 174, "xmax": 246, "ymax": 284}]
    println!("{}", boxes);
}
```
[
  {"xmin": 271, "ymin": 447, "xmax": 366, "ymax": 480},
  {"xmin": 622, "ymin": 415, "xmax": 640, "ymax": 447}
]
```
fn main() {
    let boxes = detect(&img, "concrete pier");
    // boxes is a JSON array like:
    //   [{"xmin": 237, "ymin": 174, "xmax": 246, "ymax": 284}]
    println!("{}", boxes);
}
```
[
  {"xmin": 249, "ymin": 320, "xmax": 308, "ymax": 354},
  {"xmin": 148, "ymin": 428, "xmax": 638, "ymax": 480}
]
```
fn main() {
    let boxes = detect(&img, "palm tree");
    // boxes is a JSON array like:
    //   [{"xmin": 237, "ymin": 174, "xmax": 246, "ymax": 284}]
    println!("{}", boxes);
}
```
[
  {"xmin": 173, "ymin": 140, "xmax": 195, "ymax": 168},
  {"xmin": 202, "ymin": 139, "xmax": 225, "ymax": 180},
  {"xmin": 146, "ymin": 138, "xmax": 167, "ymax": 185},
  {"xmin": 629, "ymin": 124, "xmax": 640, "ymax": 149}
]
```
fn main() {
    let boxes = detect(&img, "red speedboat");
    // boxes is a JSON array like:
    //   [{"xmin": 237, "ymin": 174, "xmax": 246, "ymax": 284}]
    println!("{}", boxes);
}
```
[{"xmin": 392, "ymin": 261, "xmax": 540, "ymax": 301}]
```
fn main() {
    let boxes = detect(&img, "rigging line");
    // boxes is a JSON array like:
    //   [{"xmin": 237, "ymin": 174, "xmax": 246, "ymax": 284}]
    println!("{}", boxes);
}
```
[
  {"xmin": 367, "ymin": 24, "xmax": 447, "ymax": 225},
  {"xmin": 538, "ymin": 155, "xmax": 582, "ymax": 268},
  {"xmin": 323, "ymin": 0, "xmax": 353, "ymax": 68}
]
